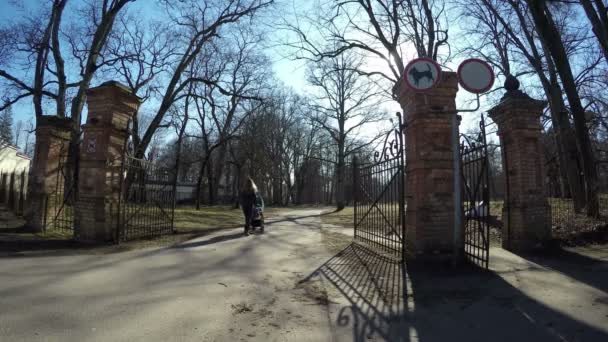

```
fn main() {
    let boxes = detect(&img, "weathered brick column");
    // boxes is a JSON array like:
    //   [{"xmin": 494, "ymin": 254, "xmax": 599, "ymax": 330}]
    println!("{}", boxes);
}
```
[
  {"xmin": 488, "ymin": 76, "xmax": 551, "ymax": 251},
  {"xmin": 395, "ymin": 71, "xmax": 459, "ymax": 260},
  {"xmin": 74, "ymin": 81, "xmax": 140, "ymax": 242},
  {"xmin": 25, "ymin": 116, "xmax": 72, "ymax": 232}
]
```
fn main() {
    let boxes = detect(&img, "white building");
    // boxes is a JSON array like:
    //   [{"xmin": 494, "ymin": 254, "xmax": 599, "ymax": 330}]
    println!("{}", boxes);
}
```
[{"xmin": 0, "ymin": 143, "xmax": 30, "ymax": 173}]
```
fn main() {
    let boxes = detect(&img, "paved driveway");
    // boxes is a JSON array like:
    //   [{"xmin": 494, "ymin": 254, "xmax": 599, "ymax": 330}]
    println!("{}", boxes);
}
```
[
  {"xmin": 0, "ymin": 209, "xmax": 335, "ymax": 342},
  {"xmin": 1, "ymin": 208, "xmax": 608, "ymax": 342}
]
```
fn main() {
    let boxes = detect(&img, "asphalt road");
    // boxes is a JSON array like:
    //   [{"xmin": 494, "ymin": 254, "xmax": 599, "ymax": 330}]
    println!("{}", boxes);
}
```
[
  {"xmin": 2, "ymin": 208, "xmax": 608, "ymax": 342},
  {"xmin": 0, "ymin": 209, "xmax": 336, "ymax": 342}
]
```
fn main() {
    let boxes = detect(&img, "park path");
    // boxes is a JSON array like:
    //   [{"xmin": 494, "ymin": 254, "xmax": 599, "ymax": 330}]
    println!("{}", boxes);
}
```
[
  {"xmin": 2, "ymin": 207, "xmax": 608, "ymax": 342},
  {"xmin": 0, "ymin": 208, "xmax": 339, "ymax": 342}
]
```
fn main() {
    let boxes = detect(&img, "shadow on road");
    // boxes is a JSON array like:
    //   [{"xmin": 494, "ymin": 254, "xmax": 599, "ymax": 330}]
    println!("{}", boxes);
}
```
[
  {"xmin": 300, "ymin": 243, "xmax": 608, "ymax": 342},
  {"xmin": 173, "ymin": 232, "xmax": 246, "ymax": 249},
  {"xmin": 516, "ymin": 247, "xmax": 608, "ymax": 293}
]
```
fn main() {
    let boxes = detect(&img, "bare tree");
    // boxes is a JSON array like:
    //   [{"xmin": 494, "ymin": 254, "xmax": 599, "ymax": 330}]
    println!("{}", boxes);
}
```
[
  {"xmin": 462, "ymin": 0, "xmax": 586, "ymax": 210},
  {"xmin": 23, "ymin": 119, "xmax": 35, "ymax": 157},
  {"xmin": 307, "ymin": 50, "xmax": 386, "ymax": 210},
  {"xmin": 103, "ymin": 15, "xmax": 178, "ymax": 150},
  {"xmin": 188, "ymin": 39, "xmax": 268, "ymax": 208},
  {"xmin": 133, "ymin": 0, "xmax": 273, "ymax": 159},
  {"xmin": 526, "ymin": 0, "xmax": 600, "ymax": 216},
  {"xmin": 0, "ymin": 106, "xmax": 13, "ymax": 144},
  {"xmin": 0, "ymin": 2, "xmax": 62, "ymax": 116},
  {"xmin": 283, "ymin": 0, "xmax": 449, "ymax": 89},
  {"xmin": 13, "ymin": 119, "xmax": 23, "ymax": 148},
  {"xmin": 578, "ymin": 0, "xmax": 608, "ymax": 63}
]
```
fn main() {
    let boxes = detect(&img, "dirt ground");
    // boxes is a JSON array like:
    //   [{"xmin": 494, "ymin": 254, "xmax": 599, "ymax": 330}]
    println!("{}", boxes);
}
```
[{"xmin": 1, "ymin": 207, "xmax": 607, "ymax": 341}]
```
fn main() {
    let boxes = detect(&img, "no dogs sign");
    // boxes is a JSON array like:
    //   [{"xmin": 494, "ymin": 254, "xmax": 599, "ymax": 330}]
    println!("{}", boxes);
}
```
[
  {"xmin": 403, "ymin": 58, "xmax": 442, "ymax": 91},
  {"xmin": 457, "ymin": 58, "xmax": 495, "ymax": 94}
]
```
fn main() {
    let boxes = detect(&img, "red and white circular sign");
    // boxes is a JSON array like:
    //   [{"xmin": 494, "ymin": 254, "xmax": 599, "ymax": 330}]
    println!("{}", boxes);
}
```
[
  {"xmin": 403, "ymin": 58, "xmax": 442, "ymax": 91},
  {"xmin": 457, "ymin": 58, "xmax": 495, "ymax": 94}
]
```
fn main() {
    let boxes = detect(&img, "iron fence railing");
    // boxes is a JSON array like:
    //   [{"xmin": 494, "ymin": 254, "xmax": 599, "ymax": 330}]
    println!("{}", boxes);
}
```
[
  {"xmin": 0, "ymin": 169, "xmax": 28, "ymax": 216},
  {"xmin": 117, "ymin": 156, "xmax": 175, "ymax": 241}
]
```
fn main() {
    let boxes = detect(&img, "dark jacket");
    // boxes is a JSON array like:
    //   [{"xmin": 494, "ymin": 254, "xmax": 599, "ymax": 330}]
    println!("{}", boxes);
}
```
[{"xmin": 239, "ymin": 191, "xmax": 263, "ymax": 224}]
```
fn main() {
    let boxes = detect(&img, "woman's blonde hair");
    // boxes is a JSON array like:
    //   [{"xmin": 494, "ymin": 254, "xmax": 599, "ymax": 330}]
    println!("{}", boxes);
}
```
[{"xmin": 241, "ymin": 177, "xmax": 258, "ymax": 194}]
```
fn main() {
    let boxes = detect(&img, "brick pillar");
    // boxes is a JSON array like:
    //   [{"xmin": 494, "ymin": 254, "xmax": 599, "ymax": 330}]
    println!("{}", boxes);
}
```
[
  {"xmin": 488, "ymin": 76, "xmax": 551, "ymax": 251},
  {"xmin": 74, "ymin": 81, "xmax": 140, "ymax": 242},
  {"xmin": 25, "ymin": 116, "xmax": 72, "ymax": 232},
  {"xmin": 394, "ymin": 71, "xmax": 459, "ymax": 260}
]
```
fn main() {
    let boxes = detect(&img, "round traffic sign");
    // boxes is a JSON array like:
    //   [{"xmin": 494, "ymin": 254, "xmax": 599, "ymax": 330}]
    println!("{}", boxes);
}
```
[
  {"xmin": 403, "ymin": 58, "xmax": 442, "ymax": 91},
  {"xmin": 457, "ymin": 58, "xmax": 495, "ymax": 94}
]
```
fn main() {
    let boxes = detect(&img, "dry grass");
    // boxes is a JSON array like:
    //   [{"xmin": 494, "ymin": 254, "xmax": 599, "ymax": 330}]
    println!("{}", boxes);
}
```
[
  {"xmin": 320, "ymin": 207, "xmax": 354, "ymax": 229},
  {"xmin": 490, "ymin": 201, "xmax": 503, "ymax": 216},
  {"xmin": 0, "ymin": 206, "xmax": 287, "ymax": 253},
  {"xmin": 173, "ymin": 205, "xmax": 282, "ymax": 233},
  {"xmin": 319, "ymin": 207, "xmax": 354, "ymax": 253}
]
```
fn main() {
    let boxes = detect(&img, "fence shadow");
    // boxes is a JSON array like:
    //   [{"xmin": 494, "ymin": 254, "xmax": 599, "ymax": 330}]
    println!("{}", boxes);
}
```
[{"xmin": 300, "ymin": 243, "xmax": 608, "ymax": 341}]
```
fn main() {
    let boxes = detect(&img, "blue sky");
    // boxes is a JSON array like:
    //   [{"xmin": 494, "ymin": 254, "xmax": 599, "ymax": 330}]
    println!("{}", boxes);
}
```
[{"xmin": 0, "ymin": 0, "xmax": 492, "ymax": 143}]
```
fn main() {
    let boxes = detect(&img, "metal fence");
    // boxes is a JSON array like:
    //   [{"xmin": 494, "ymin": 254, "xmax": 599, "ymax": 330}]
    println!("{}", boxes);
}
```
[
  {"xmin": 353, "ymin": 113, "xmax": 406, "ymax": 260},
  {"xmin": 117, "ymin": 156, "xmax": 175, "ymax": 241},
  {"xmin": 460, "ymin": 115, "xmax": 491, "ymax": 269},
  {"xmin": 0, "ymin": 170, "xmax": 28, "ymax": 216},
  {"xmin": 489, "ymin": 195, "xmax": 608, "ymax": 245},
  {"xmin": 47, "ymin": 155, "xmax": 76, "ymax": 233}
]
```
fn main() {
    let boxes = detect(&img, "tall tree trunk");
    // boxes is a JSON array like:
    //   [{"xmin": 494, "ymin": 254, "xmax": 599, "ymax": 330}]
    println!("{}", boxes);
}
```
[
  {"xmin": 211, "ymin": 147, "xmax": 225, "ymax": 204},
  {"xmin": 51, "ymin": 0, "xmax": 68, "ymax": 118},
  {"xmin": 527, "ymin": 0, "xmax": 599, "ymax": 217},
  {"xmin": 231, "ymin": 164, "xmax": 240, "ymax": 209},
  {"xmin": 207, "ymin": 159, "xmax": 215, "ymax": 205},
  {"xmin": 33, "ymin": 9, "xmax": 54, "ymax": 118},
  {"xmin": 539, "ymin": 38, "xmax": 585, "ymax": 208},
  {"xmin": 172, "ymin": 92, "xmax": 191, "ymax": 212},
  {"xmin": 195, "ymin": 155, "xmax": 210, "ymax": 210},
  {"xmin": 336, "ymin": 140, "xmax": 345, "ymax": 210},
  {"xmin": 580, "ymin": 0, "xmax": 608, "ymax": 63},
  {"xmin": 272, "ymin": 176, "xmax": 282, "ymax": 205},
  {"xmin": 66, "ymin": 1, "xmax": 131, "ymax": 202}
]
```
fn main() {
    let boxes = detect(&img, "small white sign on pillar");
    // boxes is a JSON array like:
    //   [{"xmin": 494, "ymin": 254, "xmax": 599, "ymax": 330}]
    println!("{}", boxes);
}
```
[{"xmin": 86, "ymin": 137, "xmax": 97, "ymax": 154}]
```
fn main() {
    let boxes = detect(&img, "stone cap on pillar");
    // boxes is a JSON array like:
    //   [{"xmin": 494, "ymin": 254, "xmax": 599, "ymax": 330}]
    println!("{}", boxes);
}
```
[
  {"xmin": 488, "ymin": 75, "xmax": 546, "ymax": 118},
  {"xmin": 393, "ymin": 71, "xmax": 458, "ymax": 99},
  {"xmin": 35, "ymin": 116, "xmax": 73, "ymax": 140},
  {"xmin": 393, "ymin": 71, "xmax": 459, "ymax": 116},
  {"xmin": 36, "ymin": 115, "xmax": 72, "ymax": 129},
  {"xmin": 85, "ymin": 80, "xmax": 141, "ymax": 131}
]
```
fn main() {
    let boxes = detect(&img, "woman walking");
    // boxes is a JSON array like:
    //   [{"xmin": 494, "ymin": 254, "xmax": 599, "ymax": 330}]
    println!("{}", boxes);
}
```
[{"xmin": 239, "ymin": 177, "xmax": 264, "ymax": 235}]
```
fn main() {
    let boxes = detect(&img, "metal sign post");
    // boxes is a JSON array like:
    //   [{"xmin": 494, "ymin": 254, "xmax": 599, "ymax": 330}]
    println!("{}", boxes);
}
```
[
  {"xmin": 452, "ymin": 94, "xmax": 480, "ymax": 264},
  {"xmin": 453, "ymin": 58, "xmax": 494, "ymax": 265}
]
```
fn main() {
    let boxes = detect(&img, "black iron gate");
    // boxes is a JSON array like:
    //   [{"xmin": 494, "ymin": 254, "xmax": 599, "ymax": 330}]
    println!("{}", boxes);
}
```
[
  {"xmin": 353, "ymin": 113, "xmax": 406, "ymax": 261},
  {"xmin": 45, "ymin": 145, "xmax": 76, "ymax": 233},
  {"xmin": 117, "ymin": 156, "xmax": 175, "ymax": 241},
  {"xmin": 460, "ymin": 115, "xmax": 491, "ymax": 268}
]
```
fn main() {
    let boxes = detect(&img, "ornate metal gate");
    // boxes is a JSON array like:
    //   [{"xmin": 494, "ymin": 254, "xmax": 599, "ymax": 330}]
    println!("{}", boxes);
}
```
[
  {"xmin": 353, "ymin": 113, "xmax": 406, "ymax": 261},
  {"xmin": 45, "ymin": 145, "xmax": 75, "ymax": 233},
  {"xmin": 460, "ymin": 115, "xmax": 491, "ymax": 268},
  {"xmin": 117, "ymin": 156, "xmax": 175, "ymax": 241}
]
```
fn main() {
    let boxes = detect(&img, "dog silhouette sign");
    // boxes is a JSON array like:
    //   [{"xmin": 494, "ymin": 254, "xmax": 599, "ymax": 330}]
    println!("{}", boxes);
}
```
[{"xmin": 403, "ymin": 57, "xmax": 442, "ymax": 91}]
